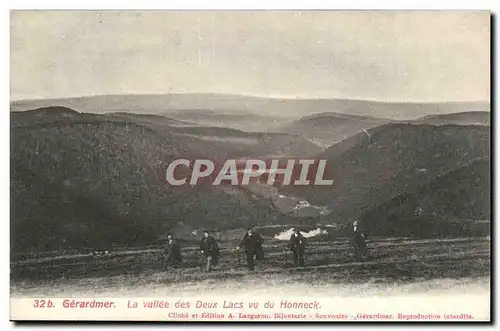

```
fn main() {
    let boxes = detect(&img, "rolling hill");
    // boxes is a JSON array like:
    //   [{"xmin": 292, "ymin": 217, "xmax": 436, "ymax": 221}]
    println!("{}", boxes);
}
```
[
  {"xmin": 11, "ymin": 107, "xmax": 321, "ymax": 159},
  {"xmin": 168, "ymin": 125, "xmax": 322, "ymax": 158},
  {"xmin": 276, "ymin": 112, "xmax": 390, "ymax": 146},
  {"xmin": 281, "ymin": 123, "xmax": 491, "ymax": 224},
  {"xmin": 160, "ymin": 109, "xmax": 285, "ymax": 132},
  {"xmin": 10, "ymin": 107, "xmax": 304, "ymax": 254},
  {"xmin": 10, "ymin": 104, "xmax": 491, "ymax": 254},
  {"xmin": 277, "ymin": 110, "xmax": 491, "ymax": 147},
  {"xmin": 11, "ymin": 93, "xmax": 489, "ymax": 120},
  {"xmin": 12, "ymin": 95, "xmax": 489, "ymax": 142},
  {"xmin": 359, "ymin": 158, "xmax": 491, "ymax": 238},
  {"xmin": 409, "ymin": 111, "xmax": 490, "ymax": 126},
  {"xmin": 109, "ymin": 112, "xmax": 197, "ymax": 127}
]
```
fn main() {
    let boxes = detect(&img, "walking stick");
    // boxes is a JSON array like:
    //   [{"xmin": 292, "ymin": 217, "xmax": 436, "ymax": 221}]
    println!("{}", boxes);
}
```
[
  {"xmin": 199, "ymin": 252, "xmax": 205, "ymax": 272},
  {"xmin": 283, "ymin": 247, "xmax": 289, "ymax": 267}
]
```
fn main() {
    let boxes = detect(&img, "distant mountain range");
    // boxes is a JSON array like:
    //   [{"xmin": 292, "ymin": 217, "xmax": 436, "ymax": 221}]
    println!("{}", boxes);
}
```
[
  {"xmin": 410, "ymin": 111, "xmax": 490, "ymax": 126},
  {"xmin": 10, "ymin": 93, "xmax": 489, "ymax": 120},
  {"xmin": 277, "ymin": 111, "xmax": 490, "ymax": 146}
]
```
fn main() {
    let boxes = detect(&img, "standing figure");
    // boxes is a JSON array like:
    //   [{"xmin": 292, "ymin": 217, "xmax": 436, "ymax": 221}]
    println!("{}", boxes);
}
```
[
  {"xmin": 288, "ymin": 228, "xmax": 307, "ymax": 267},
  {"xmin": 237, "ymin": 228, "xmax": 264, "ymax": 271},
  {"xmin": 161, "ymin": 234, "xmax": 182, "ymax": 270},
  {"xmin": 199, "ymin": 230, "xmax": 219, "ymax": 272},
  {"xmin": 351, "ymin": 221, "xmax": 368, "ymax": 261}
]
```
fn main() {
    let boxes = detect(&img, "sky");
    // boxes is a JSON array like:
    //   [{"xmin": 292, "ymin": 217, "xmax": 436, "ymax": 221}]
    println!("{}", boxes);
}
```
[{"xmin": 10, "ymin": 11, "xmax": 490, "ymax": 102}]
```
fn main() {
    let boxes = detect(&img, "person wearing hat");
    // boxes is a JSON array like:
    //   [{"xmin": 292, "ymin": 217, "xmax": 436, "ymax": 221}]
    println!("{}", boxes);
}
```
[
  {"xmin": 199, "ymin": 230, "xmax": 219, "ymax": 272},
  {"xmin": 161, "ymin": 234, "xmax": 182, "ymax": 270},
  {"xmin": 351, "ymin": 221, "xmax": 368, "ymax": 261},
  {"xmin": 237, "ymin": 227, "xmax": 264, "ymax": 271},
  {"xmin": 288, "ymin": 228, "xmax": 307, "ymax": 267}
]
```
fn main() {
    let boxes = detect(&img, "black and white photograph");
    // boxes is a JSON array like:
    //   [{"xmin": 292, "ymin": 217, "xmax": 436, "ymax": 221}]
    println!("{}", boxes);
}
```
[{"xmin": 9, "ymin": 10, "xmax": 491, "ymax": 321}]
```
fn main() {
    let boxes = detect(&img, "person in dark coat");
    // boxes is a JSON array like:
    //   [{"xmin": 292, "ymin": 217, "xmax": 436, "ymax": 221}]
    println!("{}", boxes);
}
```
[
  {"xmin": 161, "ymin": 234, "xmax": 181, "ymax": 269},
  {"xmin": 288, "ymin": 228, "xmax": 307, "ymax": 267},
  {"xmin": 199, "ymin": 230, "xmax": 219, "ymax": 272},
  {"xmin": 351, "ymin": 221, "xmax": 368, "ymax": 261},
  {"xmin": 237, "ymin": 228, "xmax": 264, "ymax": 271}
]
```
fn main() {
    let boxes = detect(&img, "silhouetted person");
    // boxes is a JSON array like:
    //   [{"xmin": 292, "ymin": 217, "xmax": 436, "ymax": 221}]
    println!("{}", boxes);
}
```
[
  {"xmin": 237, "ymin": 228, "xmax": 264, "ymax": 271},
  {"xmin": 161, "ymin": 234, "xmax": 181, "ymax": 269},
  {"xmin": 200, "ymin": 231, "xmax": 219, "ymax": 272},
  {"xmin": 351, "ymin": 221, "xmax": 368, "ymax": 261},
  {"xmin": 288, "ymin": 228, "xmax": 307, "ymax": 267}
]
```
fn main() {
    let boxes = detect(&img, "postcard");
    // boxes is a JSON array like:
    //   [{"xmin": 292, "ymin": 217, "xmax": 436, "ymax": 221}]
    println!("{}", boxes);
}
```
[{"xmin": 10, "ymin": 10, "xmax": 491, "ymax": 322}]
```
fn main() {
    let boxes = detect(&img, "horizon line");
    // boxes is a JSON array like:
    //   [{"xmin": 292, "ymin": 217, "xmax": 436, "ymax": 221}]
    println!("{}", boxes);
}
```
[{"xmin": 10, "ymin": 92, "xmax": 491, "ymax": 104}]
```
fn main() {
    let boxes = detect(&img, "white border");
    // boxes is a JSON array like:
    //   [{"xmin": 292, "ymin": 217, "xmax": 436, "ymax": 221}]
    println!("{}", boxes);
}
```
[
  {"xmin": 3, "ymin": 1, "xmax": 497, "ymax": 330},
  {"xmin": 4, "ymin": 0, "xmax": 499, "ymax": 10}
]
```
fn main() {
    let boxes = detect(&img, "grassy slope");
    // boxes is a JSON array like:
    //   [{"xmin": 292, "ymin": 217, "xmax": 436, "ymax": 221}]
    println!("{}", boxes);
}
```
[
  {"xmin": 11, "ymin": 236, "xmax": 490, "ymax": 296},
  {"xmin": 359, "ymin": 158, "xmax": 491, "ymax": 237},
  {"xmin": 282, "ymin": 124, "xmax": 490, "ymax": 224}
]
